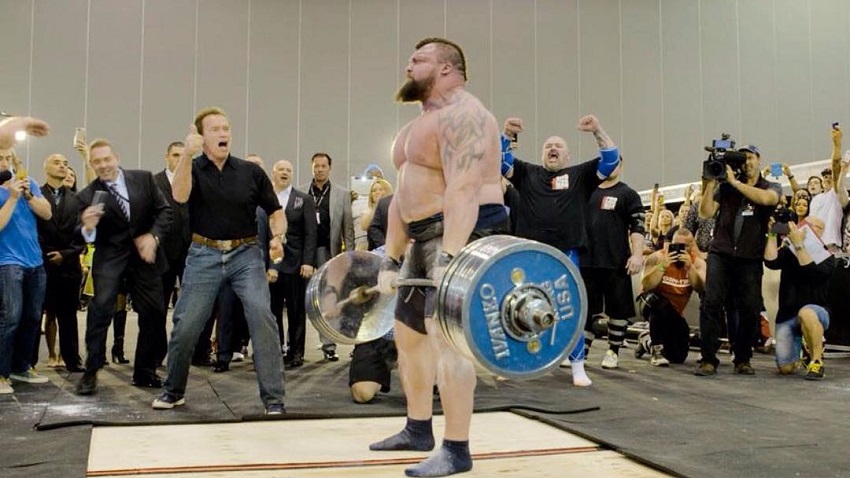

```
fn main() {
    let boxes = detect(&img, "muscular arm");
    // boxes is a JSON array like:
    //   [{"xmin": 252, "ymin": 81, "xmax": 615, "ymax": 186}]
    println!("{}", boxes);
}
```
[
  {"xmin": 832, "ymin": 129, "xmax": 849, "ymax": 208},
  {"xmin": 593, "ymin": 127, "xmax": 615, "ymax": 150},
  {"xmin": 384, "ymin": 196, "xmax": 410, "ymax": 261},
  {"xmin": 27, "ymin": 194, "xmax": 52, "ymax": 220},
  {"xmin": 689, "ymin": 257, "xmax": 706, "ymax": 293},
  {"xmin": 837, "ymin": 161, "xmax": 849, "ymax": 209},
  {"xmin": 438, "ymin": 101, "xmax": 491, "ymax": 256},
  {"xmin": 699, "ymin": 180, "xmax": 719, "ymax": 219},
  {"xmin": 269, "ymin": 208, "xmax": 287, "ymax": 240},
  {"xmin": 729, "ymin": 175, "xmax": 780, "ymax": 207},
  {"xmin": 641, "ymin": 252, "xmax": 666, "ymax": 291},
  {"xmin": 0, "ymin": 195, "xmax": 18, "ymax": 231},
  {"xmin": 172, "ymin": 152, "xmax": 192, "ymax": 203}
]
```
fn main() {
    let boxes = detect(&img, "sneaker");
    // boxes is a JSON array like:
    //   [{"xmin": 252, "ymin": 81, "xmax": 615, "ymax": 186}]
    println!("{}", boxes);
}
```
[
  {"xmin": 323, "ymin": 350, "xmax": 339, "ymax": 362},
  {"xmin": 10, "ymin": 368, "xmax": 49, "ymax": 384},
  {"xmin": 265, "ymin": 403, "xmax": 286, "ymax": 415},
  {"xmin": 600, "ymin": 349, "xmax": 619, "ymax": 369},
  {"xmin": 152, "ymin": 392, "xmax": 185, "ymax": 410},
  {"xmin": 805, "ymin": 360, "xmax": 825, "ymax": 380},
  {"xmin": 232, "ymin": 352, "xmax": 245, "ymax": 363},
  {"xmin": 694, "ymin": 362, "xmax": 717, "ymax": 376},
  {"xmin": 0, "ymin": 377, "xmax": 13, "ymax": 394},
  {"xmin": 734, "ymin": 361, "xmax": 755, "ymax": 375},
  {"xmin": 649, "ymin": 345, "xmax": 670, "ymax": 367}
]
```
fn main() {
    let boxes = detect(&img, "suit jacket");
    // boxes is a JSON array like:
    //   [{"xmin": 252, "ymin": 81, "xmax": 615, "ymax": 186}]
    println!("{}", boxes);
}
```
[
  {"xmin": 269, "ymin": 188, "xmax": 317, "ymax": 275},
  {"xmin": 367, "ymin": 194, "xmax": 392, "ymax": 251},
  {"xmin": 299, "ymin": 180, "xmax": 354, "ymax": 256},
  {"xmin": 153, "ymin": 169, "xmax": 191, "ymax": 267},
  {"xmin": 77, "ymin": 169, "xmax": 173, "ymax": 276},
  {"xmin": 37, "ymin": 184, "xmax": 84, "ymax": 278}
]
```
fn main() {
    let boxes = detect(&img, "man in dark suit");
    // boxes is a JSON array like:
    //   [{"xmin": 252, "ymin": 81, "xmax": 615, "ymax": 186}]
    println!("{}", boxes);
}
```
[
  {"xmin": 75, "ymin": 138, "xmax": 172, "ymax": 395},
  {"xmin": 300, "ymin": 153, "xmax": 354, "ymax": 361},
  {"xmin": 36, "ymin": 153, "xmax": 85, "ymax": 372},
  {"xmin": 153, "ymin": 141, "xmax": 192, "ymax": 366},
  {"xmin": 268, "ymin": 160, "xmax": 316, "ymax": 368},
  {"xmin": 153, "ymin": 141, "xmax": 191, "ymax": 311}
]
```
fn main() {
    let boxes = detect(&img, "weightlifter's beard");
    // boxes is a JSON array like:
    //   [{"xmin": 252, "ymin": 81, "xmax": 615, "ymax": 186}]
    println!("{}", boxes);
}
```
[{"xmin": 395, "ymin": 75, "xmax": 434, "ymax": 103}]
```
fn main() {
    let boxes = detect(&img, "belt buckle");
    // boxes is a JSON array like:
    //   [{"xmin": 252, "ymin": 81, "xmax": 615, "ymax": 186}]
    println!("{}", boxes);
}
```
[{"xmin": 219, "ymin": 240, "xmax": 233, "ymax": 252}]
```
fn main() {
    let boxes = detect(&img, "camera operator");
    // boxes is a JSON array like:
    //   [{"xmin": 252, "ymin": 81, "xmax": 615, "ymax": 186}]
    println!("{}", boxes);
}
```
[
  {"xmin": 696, "ymin": 144, "xmax": 782, "ymax": 376},
  {"xmin": 637, "ymin": 229, "xmax": 706, "ymax": 366},
  {"xmin": 764, "ymin": 216, "xmax": 834, "ymax": 379}
]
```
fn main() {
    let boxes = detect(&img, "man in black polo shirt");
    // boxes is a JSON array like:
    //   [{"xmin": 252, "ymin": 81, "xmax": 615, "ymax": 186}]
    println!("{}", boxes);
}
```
[
  {"xmin": 696, "ymin": 145, "xmax": 781, "ymax": 376},
  {"xmin": 153, "ymin": 107, "xmax": 287, "ymax": 414}
]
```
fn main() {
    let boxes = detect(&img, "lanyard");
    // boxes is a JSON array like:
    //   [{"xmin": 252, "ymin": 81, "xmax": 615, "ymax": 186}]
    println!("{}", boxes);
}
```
[{"xmin": 311, "ymin": 182, "xmax": 330, "ymax": 208}]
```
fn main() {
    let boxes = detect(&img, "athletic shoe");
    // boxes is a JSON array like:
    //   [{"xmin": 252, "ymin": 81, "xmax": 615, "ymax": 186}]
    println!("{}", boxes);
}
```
[
  {"xmin": 10, "ymin": 368, "xmax": 49, "ymax": 384},
  {"xmin": 649, "ymin": 345, "xmax": 670, "ymax": 367},
  {"xmin": 0, "ymin": 377, "xmax": 13, "ymax": 394},
  {"xmin": 734, "ymin": 361, "xmax": 755, "ymax": 375},
  {"xmin": 694, "ymin": 362, "xmax": 716, "ymax": 376},
  {"xmin": 805, "ymin": 360, "xmax": 825, "ymax": 380},
  {"xmin": 152, "ymin": 392, "xmax": 185, "ymax": 409},
  {"xmin": 600, "ymin": 349, "xmax": 619, "ymax": 369}
]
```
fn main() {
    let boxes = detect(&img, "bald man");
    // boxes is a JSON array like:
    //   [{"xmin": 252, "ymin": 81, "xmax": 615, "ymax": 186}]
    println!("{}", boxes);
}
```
[
  {"xmin": 501, "ymin": 115, "xmax": 621, "ymax": 386},
  {"xmin": 268, "ymin": 160, "xmax": 316, "ymax": 367},
  {"xmin": 36, "ymin": 153, "xmax": 85, "ymax": 372}
]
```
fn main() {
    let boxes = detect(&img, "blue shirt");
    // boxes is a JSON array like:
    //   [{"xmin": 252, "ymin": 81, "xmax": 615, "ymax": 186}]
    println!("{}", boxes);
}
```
[{"xmin": 0, "ymin": 177, "xmax": 44, "ymax": 267}]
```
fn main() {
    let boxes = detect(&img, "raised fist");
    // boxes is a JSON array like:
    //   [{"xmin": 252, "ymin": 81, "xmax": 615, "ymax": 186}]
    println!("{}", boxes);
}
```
[
  {"xmin": 577, "ymin": 115, "xmax": 600, "ymax": 133},
  {"xmin": 503, "ymin": 117, "xmax": 523, "ymax": 137},
  {"xmin": 185, "ymin": 124, "xmax": 204, "ymax": 156}
]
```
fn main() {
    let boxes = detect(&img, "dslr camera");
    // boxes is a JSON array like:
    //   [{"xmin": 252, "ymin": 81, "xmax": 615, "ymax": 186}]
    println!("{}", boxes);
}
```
[
  {"xmin": 703, "ymin": 133, "xmax": 748, "ymax": 181},
  {"xmin": 771, "ymin": 206, "xmax": 796, "ymax": 236}
]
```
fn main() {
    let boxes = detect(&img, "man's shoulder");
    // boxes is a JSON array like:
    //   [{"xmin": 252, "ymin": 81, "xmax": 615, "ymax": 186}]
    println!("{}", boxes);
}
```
[{"xmin": 124, "ymin": 168, "xmax": 154, "ymax": 179}]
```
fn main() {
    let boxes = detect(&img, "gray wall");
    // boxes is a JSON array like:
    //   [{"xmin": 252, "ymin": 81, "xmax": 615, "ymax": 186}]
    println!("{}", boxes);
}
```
[{"xmin": 2, "ymin": 0, "xmax": 849, "ymax": 191}]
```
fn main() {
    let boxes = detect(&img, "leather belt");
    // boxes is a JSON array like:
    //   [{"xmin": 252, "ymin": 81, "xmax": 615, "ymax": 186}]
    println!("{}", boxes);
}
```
[{"xmin": 192, "ymin": 233, "xmax": 258, "ymax": 252}]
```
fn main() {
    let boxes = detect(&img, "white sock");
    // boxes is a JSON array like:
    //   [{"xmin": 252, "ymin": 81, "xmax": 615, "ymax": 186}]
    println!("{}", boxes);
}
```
[{"xmin": 571, "ymin": 360, "xmax": 592, "ymax": 387}]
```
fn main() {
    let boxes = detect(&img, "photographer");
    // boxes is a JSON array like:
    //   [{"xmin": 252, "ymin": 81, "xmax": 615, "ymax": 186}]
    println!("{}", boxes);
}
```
[
  {"xmin": 637, "ymin": 229, "xmax": 706, "ymax": 366},
  {"xmin": 696, "ymin": 144, "xmax": 781, "ymax": 376},
  {"xmin": 764, "ymin": 217, "xmax": 834, "ymax": 379}
]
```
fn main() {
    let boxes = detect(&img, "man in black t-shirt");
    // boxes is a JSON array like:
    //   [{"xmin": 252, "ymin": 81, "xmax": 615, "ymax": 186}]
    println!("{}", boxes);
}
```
[
  {"xmin": 696, "ymin": 145, "xmax": 781, "ymax": 376},
  {"xmin": 501, "ymin": 115, "xmax": 621, "ymax": 386},
  {"xmin": 580, "ymin": 161, "xmax": 645, "ymax": 369}
]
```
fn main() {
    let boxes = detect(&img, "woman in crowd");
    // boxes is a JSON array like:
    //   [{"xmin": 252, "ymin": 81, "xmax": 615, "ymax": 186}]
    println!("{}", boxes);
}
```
[{"xmin": 359, "ymin": 178, "xmax": 393, "ymax": 247}]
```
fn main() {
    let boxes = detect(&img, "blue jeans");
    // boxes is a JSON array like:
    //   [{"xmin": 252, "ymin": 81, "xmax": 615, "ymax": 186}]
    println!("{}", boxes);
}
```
[
  {"xmin": 0, "ymin": 265, "xmax": 46, "ymax": 377},
  {"xmin": 775, "ymin": 305, "xmax": 830, "ymax": 368},
  {"xmin": 163, "ymin": 243, "xmax": 283, "ymax": 406}
]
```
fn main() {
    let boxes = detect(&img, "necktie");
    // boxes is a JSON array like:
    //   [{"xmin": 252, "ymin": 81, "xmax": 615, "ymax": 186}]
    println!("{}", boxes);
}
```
[
  {"xmin": 52, "ymin": 187, "xmax": 62, "ymax": 206},
  {"xmin": 107, "ymin": 183, "xmax": 130, "ymax": 220}
]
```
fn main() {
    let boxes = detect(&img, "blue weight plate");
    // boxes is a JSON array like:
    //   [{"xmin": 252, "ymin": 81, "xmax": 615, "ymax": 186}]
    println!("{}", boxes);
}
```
[{"xmin": 460, "ymin": 240, "xmax": 587, "ymax": 380}]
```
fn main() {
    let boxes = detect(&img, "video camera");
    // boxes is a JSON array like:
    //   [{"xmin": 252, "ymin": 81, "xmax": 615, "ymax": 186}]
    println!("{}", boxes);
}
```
[{"xmin": 703, "ymin": 133, "xmax": 748, "ymax": 181}]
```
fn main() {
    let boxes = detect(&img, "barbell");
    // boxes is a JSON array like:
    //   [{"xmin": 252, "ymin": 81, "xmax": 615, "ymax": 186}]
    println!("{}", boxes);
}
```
[{"xmin": 305, "ymin": 235, "xmax": 587, "ymax": 380}]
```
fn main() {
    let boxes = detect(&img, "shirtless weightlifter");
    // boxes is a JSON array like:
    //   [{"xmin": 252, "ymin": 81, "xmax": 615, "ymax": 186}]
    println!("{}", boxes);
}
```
[{"xmin": 369, "ymin": 38, "xmax": 508, "ymax": 477}]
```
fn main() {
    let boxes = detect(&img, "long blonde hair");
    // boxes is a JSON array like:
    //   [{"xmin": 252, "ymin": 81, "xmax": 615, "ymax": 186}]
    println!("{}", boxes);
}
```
[{"xmin": 368, "ymin": 178, "xmax": 393, "ymax": 209}]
